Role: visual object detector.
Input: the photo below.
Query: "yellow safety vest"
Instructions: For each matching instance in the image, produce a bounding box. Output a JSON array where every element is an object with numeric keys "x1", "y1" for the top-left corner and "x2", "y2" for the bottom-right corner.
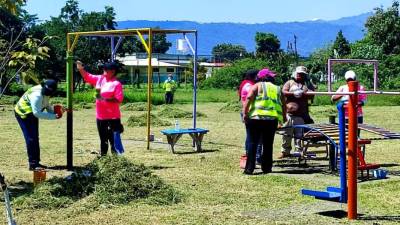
[
  {"x1": 249, "y1": 82, "x2": 283, "y2": 123},
  {"x1": 164, "y1": 80, "x2": 176, "y2": 92},
  {"x1": 14, "y1": 86, "x2": 40, "y2": 118}
]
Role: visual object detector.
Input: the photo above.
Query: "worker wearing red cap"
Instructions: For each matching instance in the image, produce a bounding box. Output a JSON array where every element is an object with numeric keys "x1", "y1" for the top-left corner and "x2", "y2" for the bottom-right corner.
[{"x1": 242, "y1": 68, "x2": 284, "y2": 175}]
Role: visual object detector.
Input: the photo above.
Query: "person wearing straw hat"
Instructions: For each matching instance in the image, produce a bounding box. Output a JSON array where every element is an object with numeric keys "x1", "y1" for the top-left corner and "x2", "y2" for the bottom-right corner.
[
  {"x1": 242, "y1": 68, "x2": 284, "y2": 175},
  {"x1": 77, "y1": 61, "x2": 125, "y2": 156},
  {"x1": 279, "y1": 66, "x2": 314, "y2": 158},
  {"x1": 14, "y1": 79, "x2": 63, "y2": 170},
  {"x1": 331, "y1": 70, "x2": 367, "y2": 128}
]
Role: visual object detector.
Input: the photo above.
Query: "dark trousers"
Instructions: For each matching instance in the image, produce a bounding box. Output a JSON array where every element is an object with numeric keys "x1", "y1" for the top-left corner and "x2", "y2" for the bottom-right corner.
[
  {"x1": 245, "y1": 119, "x2": 278, "y2": 173},
  {"x1": 245, "y1": 122, "x2": 262, "y2": 163},
  {"x1": 165, "y1": 91, "x2": 174, "y2": 104},
  {"x1": 15, "y1": 113, "x2": 40, "y2": 166},
  {"x1": 96, "y1": 119, "x2": 123, "y2": 155}
]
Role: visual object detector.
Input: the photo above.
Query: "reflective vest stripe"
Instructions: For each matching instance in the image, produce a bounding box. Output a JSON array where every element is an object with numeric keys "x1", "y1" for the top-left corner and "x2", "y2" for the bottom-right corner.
[
  {"x1": 249, "y1": 82, "x2": 283, "y2": 123},
  {"x1": 14, "y1": 87, "x2": 36, "y2": 118}
]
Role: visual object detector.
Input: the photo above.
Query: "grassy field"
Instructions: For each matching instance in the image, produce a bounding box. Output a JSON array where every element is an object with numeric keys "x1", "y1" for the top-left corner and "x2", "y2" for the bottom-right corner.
[{"x1": 1, "y1": 102, "x2": 400, "y2": 224}]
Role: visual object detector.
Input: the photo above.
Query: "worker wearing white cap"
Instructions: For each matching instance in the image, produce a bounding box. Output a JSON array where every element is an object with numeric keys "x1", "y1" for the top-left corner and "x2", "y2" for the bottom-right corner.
[
  {"x1": 279, "y1": 66, "x2": 315, "y2": 159},
  {"x1": 332, "y1": 70, "x2": 367, "y2": 128}
]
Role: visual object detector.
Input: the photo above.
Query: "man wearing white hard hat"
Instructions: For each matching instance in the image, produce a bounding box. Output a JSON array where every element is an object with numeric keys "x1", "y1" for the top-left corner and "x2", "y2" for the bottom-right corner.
[
  {"x1": 332, "y1": 70, "x2": 367, "y2": 128},
  {"x1": 279, "y1": 66, "x2": 315, "y2": 159}
]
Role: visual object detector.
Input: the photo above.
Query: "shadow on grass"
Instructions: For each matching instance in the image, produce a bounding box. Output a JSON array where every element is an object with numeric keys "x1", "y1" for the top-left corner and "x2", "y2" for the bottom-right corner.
[
  {"x1": 317, "y1": 210, "x2": 348, "y2": 219},
  {"x1": 148, "y1": 165, "x2": 175, "y2": 170},
  {"x1": 359, "y1": 215, "x2": 400, "y2": 221},
  {"x1": 8, "y1": 181, "x2": 34, "y2": 200},
  {"x1": 272, "y1": 168, "x2": 324, "y2": 175},
  {"x1": 379, "y1": 163, "x2": 399, "y2": 168},
  {"x1": 47, "y1": 165, "x2": 86, "y2": 171},
  {"x1": 174, "y1": 149, "x2": 219, "y2": 155}
]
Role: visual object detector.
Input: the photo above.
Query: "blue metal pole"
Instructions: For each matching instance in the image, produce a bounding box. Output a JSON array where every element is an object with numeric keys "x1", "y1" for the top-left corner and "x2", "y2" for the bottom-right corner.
[
  {"x1": 193, "y1": 32, "x2": 198, "y2": 129},
  {"x1": 110, "y1": 36, "x2": 115, "y2": 62},
  {"x1": 337, "y1": 102, "x2": 347, "y2": 203}
]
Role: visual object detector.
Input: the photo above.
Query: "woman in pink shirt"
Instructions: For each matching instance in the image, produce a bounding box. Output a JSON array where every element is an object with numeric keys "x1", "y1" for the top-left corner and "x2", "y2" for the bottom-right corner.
[{"x1": 77, "y1": 61, "x2": 125, "y2": 155}]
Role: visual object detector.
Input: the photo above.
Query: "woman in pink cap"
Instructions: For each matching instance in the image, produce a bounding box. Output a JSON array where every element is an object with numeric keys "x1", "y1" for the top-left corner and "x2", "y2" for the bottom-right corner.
[
  {"x1": 242, "y1": 68, "x2": 285, "y2": 175},
  {"x1": 76, "y1": 61, "x2": 125, "y2": 156}
]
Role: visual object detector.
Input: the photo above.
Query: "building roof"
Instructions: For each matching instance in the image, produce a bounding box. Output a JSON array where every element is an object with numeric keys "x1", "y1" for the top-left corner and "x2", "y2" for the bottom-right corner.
[{"x1": 118, "y1": 56, "x2": 181, "y2": 67}]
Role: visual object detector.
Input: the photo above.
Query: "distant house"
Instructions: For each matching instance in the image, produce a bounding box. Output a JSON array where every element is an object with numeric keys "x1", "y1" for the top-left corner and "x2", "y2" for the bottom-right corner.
[{"x1": 117, "y1": 53, "x2": 225, "y2": 85}]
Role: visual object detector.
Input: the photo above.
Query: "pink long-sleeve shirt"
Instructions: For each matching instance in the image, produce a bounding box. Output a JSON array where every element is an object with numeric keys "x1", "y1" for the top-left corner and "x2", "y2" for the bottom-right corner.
[{"x1": 83, "y1": 71, "x2": 124, "y2": 120}]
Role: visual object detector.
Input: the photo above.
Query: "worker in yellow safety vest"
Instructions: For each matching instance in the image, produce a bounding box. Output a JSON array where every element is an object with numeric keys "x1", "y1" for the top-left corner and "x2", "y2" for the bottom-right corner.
[
  {"x1": 242, "y1": 68, "x2": 285, "y2": 175},
  {"x1": 14, "y1": 79, "x2": 63, "y2": 170},
  {"x1": 163, "y1": 74, "x2": 176, "y2": 104}
]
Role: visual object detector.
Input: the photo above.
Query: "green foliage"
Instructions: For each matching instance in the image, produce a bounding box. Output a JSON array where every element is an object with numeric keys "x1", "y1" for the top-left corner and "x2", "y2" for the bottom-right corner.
[
  {"x1": 365, "y1": 1, "x2": 400, "y2": 54},
  {"x1": 202, "y1": 58, "x2": 271, "y2": 89},
  {"x1": 127, "y1": 113, "x2": 172, "y2": 127},
  {"x1": 332, "y1": 30, "x2": 351, "y2": 57},
  {"x1": 13, "y1": 156, "x2": 181, "y2": 209},
  {"x1": 350, "y1": 38, "x2": 383, "y2": 60},
  {"x1": 212, "y1": 43, "x2": 247, "y2": 62},
  {"x1": 255, "y1": 32, "x2": 281, "y2": 58}
]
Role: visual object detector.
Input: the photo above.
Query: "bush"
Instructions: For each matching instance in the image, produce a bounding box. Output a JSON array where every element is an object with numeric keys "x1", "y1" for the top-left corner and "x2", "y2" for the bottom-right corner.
[
  {"x1": 13, "y1": 156, "x2": 181, "y2": 209},
  {"x1": 202, "y1": 58, "x2": 272, "y2": 89}
]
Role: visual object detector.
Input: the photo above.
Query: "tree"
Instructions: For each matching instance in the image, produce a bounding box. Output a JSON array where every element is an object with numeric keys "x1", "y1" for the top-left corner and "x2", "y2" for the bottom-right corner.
[
  {"x1": 136, "y1": 31, "x2": 172, "y2": 54},
  {"x1": 332, "y1": 30, "x2": 351, "y2": 57},
  {"x1": 365, "y1": 1, "x2": 400, "y2": 54},
  {"x1": 0, "y1": 5, "x2": 51, "y2": 97},
  {"x1": 0, "y1": 0, "x2": 26, "y2": 15},
  {"x1": 350, "y1": 38, "x2": 383, "y2": 60},
  {"x1": 212, "y1": 43, "x2": 247, "y2": 62},
  {"x1": 255, "y1": 32, "x2": 281, "y2": 58}
]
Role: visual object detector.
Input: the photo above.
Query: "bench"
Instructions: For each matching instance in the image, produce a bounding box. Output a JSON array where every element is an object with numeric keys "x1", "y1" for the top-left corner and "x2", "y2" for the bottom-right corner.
[{"x1": 160, "y1": 128, "x2": 209, "y2": 153}]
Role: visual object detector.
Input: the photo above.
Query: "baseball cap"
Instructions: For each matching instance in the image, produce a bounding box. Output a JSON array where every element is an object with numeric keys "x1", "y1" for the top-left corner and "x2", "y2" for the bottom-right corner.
[
  {"x1": 257, "y1": 68, "x2": 276, "y2": 79},
  {"x1": 344, "y1": 70, "x2": 356, "y2": 80}
]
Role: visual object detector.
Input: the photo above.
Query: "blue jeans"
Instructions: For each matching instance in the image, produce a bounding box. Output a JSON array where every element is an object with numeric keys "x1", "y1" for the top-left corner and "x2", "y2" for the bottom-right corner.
[
  {"x1": 15, "y1": 112, "x2": 40, "y2": 166},
  {"x1": 241, "y1": 113, "x2": 262, "y2": 163}
]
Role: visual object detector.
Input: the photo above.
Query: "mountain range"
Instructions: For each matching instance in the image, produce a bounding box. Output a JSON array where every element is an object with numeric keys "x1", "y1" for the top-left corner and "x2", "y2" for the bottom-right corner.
[{"x1": 117, "y1": 13, "x2": 372, "y2": 56}]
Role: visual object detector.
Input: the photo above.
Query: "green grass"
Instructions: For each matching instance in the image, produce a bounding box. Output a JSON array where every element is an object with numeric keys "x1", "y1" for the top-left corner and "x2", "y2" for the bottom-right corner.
[
  {"x1": 72, "y1": 88, "x2": 237, "y2": 106},
  {"x1": 2, "y1": 99, "x2": 400, "y2": 224}
]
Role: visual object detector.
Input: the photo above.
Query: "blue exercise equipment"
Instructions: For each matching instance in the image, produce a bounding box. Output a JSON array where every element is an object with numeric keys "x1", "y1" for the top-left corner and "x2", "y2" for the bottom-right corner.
[{"x1": 301, "y1": 102, "x2": 347, "y2": 203}]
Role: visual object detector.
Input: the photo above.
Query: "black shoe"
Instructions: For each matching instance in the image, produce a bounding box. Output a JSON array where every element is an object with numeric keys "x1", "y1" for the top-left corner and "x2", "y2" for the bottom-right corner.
[
  {"x1": 29, "y1": 165, "x2": 46, "y2": 171},
  {"x1": 262, "y1": 169, "x2": 272, "y2": 174},
  {"x1": 37, "y1": 163, "x2": 48, "y2": 169},
  {"x1": 243, "y1": 170, "x2": 253, "y2": 175}
]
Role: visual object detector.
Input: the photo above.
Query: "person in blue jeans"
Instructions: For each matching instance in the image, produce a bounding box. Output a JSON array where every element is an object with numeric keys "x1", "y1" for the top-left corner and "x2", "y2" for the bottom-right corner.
[
  {"x1": 239, "y1": 69, "x2": 262, "y2": 164},
  {"x1": 14, "y1": 80, "x2": 62, "y2": 170}
]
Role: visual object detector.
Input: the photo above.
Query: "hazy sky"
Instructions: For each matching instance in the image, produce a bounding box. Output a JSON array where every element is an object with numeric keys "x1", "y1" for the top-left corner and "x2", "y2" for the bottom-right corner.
[{"x1": 25, "y1": 0, "x2": 394, "y2": 23}]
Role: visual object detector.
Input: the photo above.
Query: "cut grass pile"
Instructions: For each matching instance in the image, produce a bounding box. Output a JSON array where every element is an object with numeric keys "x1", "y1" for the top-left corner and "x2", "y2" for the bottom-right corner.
[
  {"x1": 157, "y1": 105, "x2": 207, "y2": 118},
  {"x1": 219, "y1": 100, "x2": 241, "y2": 113},
  {"x1": 13, "y1": 156, "x2": 180, "y2": 209},
  {"x1": 127, "y1": 113, "x2": 172, "y2": 127},
  {"x1": 121, "y1": 102, "x2": 153, "y2": 111}
]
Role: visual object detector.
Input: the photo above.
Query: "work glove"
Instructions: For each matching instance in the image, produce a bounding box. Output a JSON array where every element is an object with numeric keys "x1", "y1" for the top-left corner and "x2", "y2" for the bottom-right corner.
[{"x1": 293, "y1": 89, "x2": 304, "y2": 98}]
